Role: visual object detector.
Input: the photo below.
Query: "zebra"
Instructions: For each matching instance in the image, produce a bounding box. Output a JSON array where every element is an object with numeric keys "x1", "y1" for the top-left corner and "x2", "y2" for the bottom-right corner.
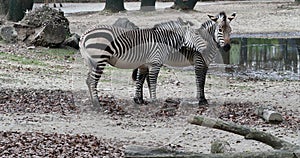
[
  {"x1": 80, "y1": 25, "x2": 191, "y2": 107},
  {"x1": 132, "y1": 11, "x2": 236, "y2": 105},
  {"x1": 79, "y1": 11, "x2": 235, "y2": 107},
  {"x1": 44, "y1": 0, "x2": 63, "y2": 8},
  {"x1": 132, "y1": 18, "x2": 205, "y2": 104}
]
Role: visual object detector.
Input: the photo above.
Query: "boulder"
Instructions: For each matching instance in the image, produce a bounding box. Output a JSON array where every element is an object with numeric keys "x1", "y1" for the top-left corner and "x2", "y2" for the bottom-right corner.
[
  {"x1": 113, "y1": 18, "x2": 139, "y2": 29},
  {"x1": 0, "y1": 25, "x2": 18, "y2": 43},
  {"x1": 21, "y1": 5, "x2": 69, "y2": 31},
  {"x1": 31, "y1": 22, "x2": 67, "y2": 47},
  {"x1": 16, "y1": 5, "x2": 70, "y2": 47}
]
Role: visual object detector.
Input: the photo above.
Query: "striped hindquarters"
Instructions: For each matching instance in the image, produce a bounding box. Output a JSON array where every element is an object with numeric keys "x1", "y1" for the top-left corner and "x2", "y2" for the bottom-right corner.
[{"x1": 79, "y1": 26, "x2": 119, "y2": 69}]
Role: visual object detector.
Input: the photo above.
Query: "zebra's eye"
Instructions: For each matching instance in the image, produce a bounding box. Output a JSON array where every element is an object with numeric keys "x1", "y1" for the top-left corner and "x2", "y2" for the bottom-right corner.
[{"x1": 219, "y1": 28, "x2": 223, "y2": 32}]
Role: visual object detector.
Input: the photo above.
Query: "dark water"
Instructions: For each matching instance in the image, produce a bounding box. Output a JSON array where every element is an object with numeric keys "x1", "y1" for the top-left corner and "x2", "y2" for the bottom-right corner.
[{"x1": 222, "y1": 37, "x2": 300, "y2": 80}]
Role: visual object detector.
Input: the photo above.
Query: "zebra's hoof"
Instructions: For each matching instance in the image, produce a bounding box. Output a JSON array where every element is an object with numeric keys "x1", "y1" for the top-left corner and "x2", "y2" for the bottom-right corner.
[
  {"x1": 148, "y1": 99, "x2": 159, "y2": 106},
  {"x1": 134, "y1": 97, "x2": 144, "y2": 104},
  {"x1": 91, "y1": 98, "x2": 101, "y2": 109},
  {"x1": 198, "y1": 98, "x2": 208, "y2": 106}
]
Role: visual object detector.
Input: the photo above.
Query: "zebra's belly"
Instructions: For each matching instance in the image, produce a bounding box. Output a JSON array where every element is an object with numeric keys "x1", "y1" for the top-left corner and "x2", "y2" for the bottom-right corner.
[
  {"x1": 165, "y1": 58, "x2": 194, "y2": 67},
  {"x1": 109, "y1": 57, "x2": 144, "y2": 69},
  {"x1": 164, "y1": 51, "x2": 194, "y2": 67}
]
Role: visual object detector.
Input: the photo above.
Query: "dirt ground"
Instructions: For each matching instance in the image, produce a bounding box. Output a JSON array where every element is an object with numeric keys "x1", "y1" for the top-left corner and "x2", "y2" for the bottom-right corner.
[{"x1": 0, "y1": 0, "x2": 300, "y2": 157}]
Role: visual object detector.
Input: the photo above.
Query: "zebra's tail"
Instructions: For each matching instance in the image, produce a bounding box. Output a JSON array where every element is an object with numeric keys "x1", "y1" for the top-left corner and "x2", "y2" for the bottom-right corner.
[
  {"x1": 132, "y1": 68, "x2": 138, "y2": 81},
  {"x1": 79, "y1": 41, "x2": 98, "y2": 70}
]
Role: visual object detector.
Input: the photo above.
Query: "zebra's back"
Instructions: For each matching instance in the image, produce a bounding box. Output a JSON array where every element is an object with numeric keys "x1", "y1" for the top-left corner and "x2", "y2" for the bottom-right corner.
[{"x1": 80, "y1": 25, "x2": 186, "y2": 69}]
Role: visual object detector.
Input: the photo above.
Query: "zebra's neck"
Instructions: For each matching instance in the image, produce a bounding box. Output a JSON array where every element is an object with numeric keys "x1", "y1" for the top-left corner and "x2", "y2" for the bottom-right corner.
[
  {"x1": 198, "y1": 20, "x2": 220, "y2": 65},
  {"x1": 199, "y1": 20, "x2": 216, "y2": 43}
]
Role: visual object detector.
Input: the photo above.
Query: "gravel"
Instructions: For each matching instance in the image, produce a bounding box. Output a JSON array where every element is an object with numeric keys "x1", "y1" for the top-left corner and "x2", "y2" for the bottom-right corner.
[
  {"x1": 0, "y1": 87, "x2": 299, "y2": 156},
  {"x1": 198, "y1": 102, "x2": 300, "y2": 131},
  {"x1": 0, "y1": 89, "x2": 79, "y2": 115},
  {"x1": 0, "y1": 1, "x2": 299, "y2": 155},
  {"x1": 0, "y1": 131, "x2": 124, "y2": 157}
]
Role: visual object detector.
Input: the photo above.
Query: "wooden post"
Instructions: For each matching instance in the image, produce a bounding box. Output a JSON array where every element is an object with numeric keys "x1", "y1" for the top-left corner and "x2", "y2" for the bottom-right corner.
[{"x1": 240, "y1": 37, "x2": 248, "y2": 67}]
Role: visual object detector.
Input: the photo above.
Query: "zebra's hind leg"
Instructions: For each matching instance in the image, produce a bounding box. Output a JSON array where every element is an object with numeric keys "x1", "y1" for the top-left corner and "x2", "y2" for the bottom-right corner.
[
  {"x1": 133, "y1": 67, "x2": 149, "y2": 104},
  {"x1": 195, "y1": 66, "x2": 208, "y2": 106},
  {"x1": 86, "y1": 68, "x2": 103, "y2": 108}
]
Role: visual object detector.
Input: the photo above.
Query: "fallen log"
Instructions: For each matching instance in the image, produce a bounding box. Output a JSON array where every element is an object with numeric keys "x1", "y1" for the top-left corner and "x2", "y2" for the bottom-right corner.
[
  {"x1": 125, "y1": 116, "x2": 299, "y2": 158},
  {"x1": 188, "y1": 115, "x2": 298, "y2": 151},
  {"x1": 125, "y1": 145, "x2": 300, "y2": 158}
]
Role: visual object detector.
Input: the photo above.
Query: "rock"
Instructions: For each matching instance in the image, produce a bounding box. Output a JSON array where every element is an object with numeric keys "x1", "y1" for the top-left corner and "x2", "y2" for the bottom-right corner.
[
  {"x1": 13, "y1": 23, "x2": 35, "y2": 42},
  {"x1": 31, "y1": 22, "x2": 67, "y2": 47},
  {"x1": 21, "y1": 5, "x2": 69, "y2": 31},
  {"x1": 177, "y1": 17, "x2": 194, "y2": 26},
  {"x1": 17, "y1": 5, "x2": 70, "y2": 47},
  {"x1": 211, "y1": 140, "x2": 232, "y2": 153},
  {"x1": 0, "y1": 25, "x2": 18, "y2": 43},
  {"x1": 63, "y1": 33, "x2": 80, "y2": 49},
  {"x1": 262, "y1": 110, "x2": 283, "y2": 123},
  {"x1": 113, "y1": 18, "x2": 139, "y2": 29},
  {"x1": 255, "y1": 106, "x2": 284, "y2": 123}
]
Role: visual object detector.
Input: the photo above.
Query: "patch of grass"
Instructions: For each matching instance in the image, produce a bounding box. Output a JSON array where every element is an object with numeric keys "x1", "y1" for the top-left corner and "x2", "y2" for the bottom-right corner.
[
  {"x1": 0, "y1": 52, "x2": 47, "y2": 66},
  {"x1": 36, "y1": 48, "x2": 77, "y2": 61}
]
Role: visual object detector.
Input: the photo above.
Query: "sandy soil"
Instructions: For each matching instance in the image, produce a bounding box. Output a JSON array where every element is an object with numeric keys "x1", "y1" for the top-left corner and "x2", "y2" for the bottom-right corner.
[
  {"x1": 62, "y1": 0, "x2": 300, "y2": 37},
  {"x1": 0, "y1": 0, "x2": 300, "y2": 156}
]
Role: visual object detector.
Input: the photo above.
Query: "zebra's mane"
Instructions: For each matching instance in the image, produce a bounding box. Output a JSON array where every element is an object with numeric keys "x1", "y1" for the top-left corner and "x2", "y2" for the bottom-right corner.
[
  {"x1": 198, "y1": 19, "x2": 218, "y2": 42},
  {"x1": 200, "y1": 20, "x2": 216, "y2": 31},
  {"x1": 153, "y1": 18, "x2": 194, "y2": 29}
]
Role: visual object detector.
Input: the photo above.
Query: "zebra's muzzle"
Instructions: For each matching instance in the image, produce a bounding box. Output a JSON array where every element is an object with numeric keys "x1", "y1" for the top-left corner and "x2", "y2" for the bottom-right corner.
[{"x1": 222, "y1": 43, "x2": 231, "y2": 52}]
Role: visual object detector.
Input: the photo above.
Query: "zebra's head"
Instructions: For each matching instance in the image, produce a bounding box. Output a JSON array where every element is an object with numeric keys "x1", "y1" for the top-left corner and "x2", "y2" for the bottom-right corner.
[{"x1": 207, "y1": 12, "x2": 236, "y2": 52}]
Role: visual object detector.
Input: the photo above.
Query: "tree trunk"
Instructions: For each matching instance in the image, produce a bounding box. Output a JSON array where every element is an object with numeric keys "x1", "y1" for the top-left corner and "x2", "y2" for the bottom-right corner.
[
  {"x1": 141, "y1": 0, "x2": 156, "y2": 11},
  {"x1": 7, "y1": 0, "x2": 34, "y2": 22},
  {"x1": 104, "y1": 0, "x2": 125, "y2": 13},
  {"x1": 0, "y1": 0, "x2": 9, "y2": 15},
  {"x1": 171, "y1": 0, "x2": 198, "y2": 10}
]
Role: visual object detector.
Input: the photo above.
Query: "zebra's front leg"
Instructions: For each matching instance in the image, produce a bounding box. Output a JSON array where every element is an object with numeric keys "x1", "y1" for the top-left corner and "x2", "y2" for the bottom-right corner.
[
  {"x1": 134, "y1": 67, "x2": 149, "y2": 104},
  {"x1": 86, "y1": 68, "x2": 103, "y2": 108},
  {"x1": 148, "y1": 65, "x2": 161, "y2": 103},
  {"x1": 195, "y1": 66, "x2": 208, "y2": 105}
]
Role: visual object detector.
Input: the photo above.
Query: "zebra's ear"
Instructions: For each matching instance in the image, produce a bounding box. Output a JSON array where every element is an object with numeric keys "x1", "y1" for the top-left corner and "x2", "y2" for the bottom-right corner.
[
  {"x1": 228, "y1": 12, "x2": 236, "y2": 22},
  {"x1": 208, "y1": 14, "x2": 218, "y2": 22}
]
